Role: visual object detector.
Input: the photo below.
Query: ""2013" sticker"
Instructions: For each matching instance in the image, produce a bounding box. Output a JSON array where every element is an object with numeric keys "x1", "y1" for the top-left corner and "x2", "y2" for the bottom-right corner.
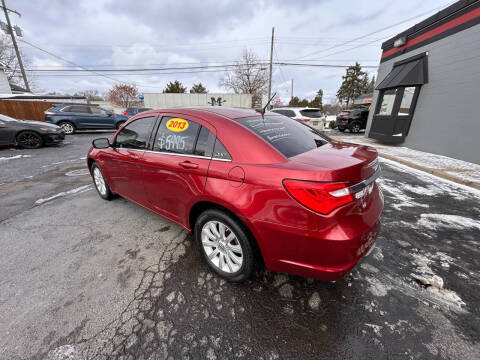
[{"x1": 166, "y1": 118, "x2": 189, "y2": 132}]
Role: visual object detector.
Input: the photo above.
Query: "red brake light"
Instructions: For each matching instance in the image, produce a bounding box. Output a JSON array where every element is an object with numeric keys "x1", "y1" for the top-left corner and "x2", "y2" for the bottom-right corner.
[
  {"x1": 344, "y1": 115, "x2": 350, "y2": 119},
  {"x1": 283, "y1": 180, "x2": 353, "y2": 214},
  {"x1": 295, "y1": 118, "x2": 309, "y2": 122},
  {"x1": 123, "y1": 111, "x2": 128, "y2": 115}
]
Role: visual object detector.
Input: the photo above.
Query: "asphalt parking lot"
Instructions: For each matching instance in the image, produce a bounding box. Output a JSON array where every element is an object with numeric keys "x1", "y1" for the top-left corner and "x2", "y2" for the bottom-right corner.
[{"x1": 1, "y1": 133, "x2": 479, "y2": 360}]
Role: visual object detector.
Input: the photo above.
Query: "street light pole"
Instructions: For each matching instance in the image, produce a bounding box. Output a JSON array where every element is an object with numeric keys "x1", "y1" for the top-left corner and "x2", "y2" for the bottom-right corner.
[
  {"x1": 267, "y1": 27, "x2": 274, "y2": 110},
  {"x1": 1, "y1": 0, "x2": 30, "y2": 92}
]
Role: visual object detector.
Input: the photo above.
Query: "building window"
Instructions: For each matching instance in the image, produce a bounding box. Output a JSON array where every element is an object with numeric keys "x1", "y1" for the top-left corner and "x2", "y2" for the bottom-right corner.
[
  {"x1": 376, "y1": 89, "x2": 397, "y2": 115},
  {"x1": 398, "y1": 86, "x2": 416, "y2": 116}
]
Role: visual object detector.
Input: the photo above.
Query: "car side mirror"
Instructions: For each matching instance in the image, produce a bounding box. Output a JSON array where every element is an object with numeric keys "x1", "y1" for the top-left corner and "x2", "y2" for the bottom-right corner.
[
  {"x1": 0, "y1": 120, "x2": 5, "y2": 126},
  {"x1": 92, "y1": 138, "x2": 111, "y2": 149}
]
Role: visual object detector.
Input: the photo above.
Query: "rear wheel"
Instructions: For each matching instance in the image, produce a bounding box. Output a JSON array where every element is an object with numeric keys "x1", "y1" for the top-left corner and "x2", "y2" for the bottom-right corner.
[
  {"x1": 16, "y1": 131, "x2": 43, "y2": 149},
  {"x1": 195, "y1": 209, "x2": 256, "y2": 283},
  {"x1": 59, "y1": 121, "x2": 75, "y2": 135},
  {"x1": 91, "y1": 163, "x2": 114, "y2": 200},
  {"x1": 350, "y1": 122, "x2": 361, "y2": 133}
]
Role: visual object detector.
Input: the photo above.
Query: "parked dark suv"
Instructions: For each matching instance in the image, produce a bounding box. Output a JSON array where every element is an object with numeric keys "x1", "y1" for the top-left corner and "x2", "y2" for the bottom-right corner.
[
  {"x1": 335, "y1": 109, "x2": 369, "y2": 133},
  {"x1": 44, "y1": 104, "x2": 128, "y2": 134},
  {"x1": 123, "y1": 107, "x2": 152, "y2": 118}
]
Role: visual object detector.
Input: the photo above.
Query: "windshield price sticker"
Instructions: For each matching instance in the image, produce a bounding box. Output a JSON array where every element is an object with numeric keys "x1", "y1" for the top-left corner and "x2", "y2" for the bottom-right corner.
[{"x1": 166, "y1": 118, "x2": 189, "y2": 132}]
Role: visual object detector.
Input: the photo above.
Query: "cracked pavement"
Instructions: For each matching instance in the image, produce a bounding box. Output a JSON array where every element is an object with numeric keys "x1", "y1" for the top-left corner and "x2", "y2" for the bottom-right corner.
[{"x1": 1, "y1": 133, "x2": 479, "y2": 359}]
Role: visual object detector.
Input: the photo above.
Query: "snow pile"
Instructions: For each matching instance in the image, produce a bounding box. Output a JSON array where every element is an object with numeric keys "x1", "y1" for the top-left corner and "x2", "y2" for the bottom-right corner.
[
  {"x1": 410, "y1": 254, "x2": 465, "y2": 310},
  {"x1": 417, "y1": 213, "x2": 480, "y2": 231},
  {"x1": 0, "y1": 154, "x2": 32, "y2": 161}
]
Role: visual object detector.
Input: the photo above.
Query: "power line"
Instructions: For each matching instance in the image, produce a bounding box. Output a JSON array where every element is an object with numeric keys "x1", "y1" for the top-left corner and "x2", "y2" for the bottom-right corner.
[{"x1": 290, "y1": 1, "x2": 455, "y2": 61}]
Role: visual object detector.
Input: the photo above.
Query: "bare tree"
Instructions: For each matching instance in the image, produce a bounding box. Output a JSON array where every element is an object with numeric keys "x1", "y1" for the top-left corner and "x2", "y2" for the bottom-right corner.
[
  {"x1": 107, "y1": 84, "x2": 141, "y2": 108},
  {"x1": 220, "y1": 49, "x2": 267, "y2": 108},
  {"x1": 0, "y1": 34, "x2": 35, "y2": 90}
]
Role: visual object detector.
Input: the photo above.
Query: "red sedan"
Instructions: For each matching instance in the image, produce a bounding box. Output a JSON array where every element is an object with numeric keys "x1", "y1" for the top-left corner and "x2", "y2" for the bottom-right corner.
[{"x1": 87, "y1": 107, "x2": 383, "y2": 282}]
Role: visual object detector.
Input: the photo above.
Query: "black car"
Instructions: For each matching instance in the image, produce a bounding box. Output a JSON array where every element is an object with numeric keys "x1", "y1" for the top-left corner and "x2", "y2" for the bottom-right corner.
[
  {"x1": 0, "y1": 114, "x2": 65, "y2": 148},
  {"x1": 335, "y1": 109, "x2": 369, "y2": 133},
  {"x1": 44, "y1": 104, "x2": 128, "y2": 135},
  {"x1": 123, "y1": 107, "x2": 152, "y2": 118}
]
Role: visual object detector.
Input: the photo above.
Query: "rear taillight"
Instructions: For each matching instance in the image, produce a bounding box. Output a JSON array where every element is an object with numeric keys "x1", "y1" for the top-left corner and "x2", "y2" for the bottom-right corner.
[
  {"x1": 123, "y1": 111, "x2": 129, "y2": 115},
  {"x1": 343, "y1": 115, "x2": 350, "y2": 119},
  {"x1": 283, "y1": 180, "x2": 353, "y2": 214},
  {"x1": 295, "y1": 118, "x2": 309, "y2": 122}
]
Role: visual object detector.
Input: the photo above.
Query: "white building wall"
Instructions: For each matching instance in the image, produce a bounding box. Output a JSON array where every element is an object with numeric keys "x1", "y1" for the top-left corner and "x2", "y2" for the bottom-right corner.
[{"x1": 144, "y1": 93, "x2": 252, "y2": 109}]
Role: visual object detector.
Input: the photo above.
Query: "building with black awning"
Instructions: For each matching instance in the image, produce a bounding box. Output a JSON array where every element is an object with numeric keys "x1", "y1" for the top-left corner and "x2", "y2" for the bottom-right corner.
[{"x1": 365, "y1": 0, "x2": 480, "y2": 164}]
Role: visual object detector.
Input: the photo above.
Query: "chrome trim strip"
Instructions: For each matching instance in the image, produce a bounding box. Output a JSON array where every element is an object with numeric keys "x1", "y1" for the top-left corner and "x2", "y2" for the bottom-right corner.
[
  {"x1": 117, "y1": 147, "x2": 232, "y2": 162},
  {"x1": 348, "y1": 166, "x2": 382, "y2": 193}
]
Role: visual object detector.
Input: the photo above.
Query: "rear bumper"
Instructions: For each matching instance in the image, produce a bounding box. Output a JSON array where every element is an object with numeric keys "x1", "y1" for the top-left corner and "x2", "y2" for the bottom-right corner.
[{"x1": 253, "y1": 184, "x2": 383, "y2": 280}]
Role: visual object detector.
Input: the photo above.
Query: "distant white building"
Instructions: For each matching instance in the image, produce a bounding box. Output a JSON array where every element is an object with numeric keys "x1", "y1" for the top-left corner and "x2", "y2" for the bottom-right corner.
[{"x1": 144, "y1": 93, "x2": 252, "y2": 109}]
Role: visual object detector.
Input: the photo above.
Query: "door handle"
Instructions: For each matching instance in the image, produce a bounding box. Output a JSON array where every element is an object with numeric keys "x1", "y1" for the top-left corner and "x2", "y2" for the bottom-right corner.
[
  {"x1": 179, "y1": 161, "x2": 199, "y2": 169},
  {"x1": 128, "y1": 152, "x2": 141, "y2": 160}
]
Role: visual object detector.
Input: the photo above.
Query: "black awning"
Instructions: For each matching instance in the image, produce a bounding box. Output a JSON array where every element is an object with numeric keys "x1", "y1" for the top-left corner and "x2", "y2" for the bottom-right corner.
[{"x1": 376, "y1": 54, "x2": 428, "y2": 90}]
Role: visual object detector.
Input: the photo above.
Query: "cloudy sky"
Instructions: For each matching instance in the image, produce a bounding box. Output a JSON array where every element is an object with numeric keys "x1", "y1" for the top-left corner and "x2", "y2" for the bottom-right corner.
[{"x1": 9, "y1": 0, "x2": 453, "y2": 103}]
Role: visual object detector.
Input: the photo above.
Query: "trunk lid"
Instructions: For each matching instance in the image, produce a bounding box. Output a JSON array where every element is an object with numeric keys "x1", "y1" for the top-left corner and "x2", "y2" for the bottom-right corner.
[{"x1": 289, "y1": 141, "x2": 378, "y2": 184}]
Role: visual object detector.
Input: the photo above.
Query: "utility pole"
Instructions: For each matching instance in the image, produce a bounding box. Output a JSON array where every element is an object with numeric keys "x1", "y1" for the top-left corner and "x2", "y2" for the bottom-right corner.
[
  {"x1": 291, "y1": 79, "x2": 293, "y2": 101},
  {"x1": 1, "y1": 0, "x2": 30, "y2": 92},
  {"x1": 267, "y1": 27, "x2": 274, "y2": 110}
]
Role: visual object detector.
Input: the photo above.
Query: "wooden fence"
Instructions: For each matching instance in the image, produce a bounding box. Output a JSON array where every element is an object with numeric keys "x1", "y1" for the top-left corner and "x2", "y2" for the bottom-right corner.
[{"x1": 0, "y1": 100, "x2": 78, "y2": 121}]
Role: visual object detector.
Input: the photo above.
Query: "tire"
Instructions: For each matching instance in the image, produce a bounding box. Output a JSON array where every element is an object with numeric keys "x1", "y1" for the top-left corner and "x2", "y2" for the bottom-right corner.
[
  {"x1": 116, "y1": 121, "x2": 126, "y2": 130},
  {"x1": 338, "y1": 127, "x2": 345, "y2": 132},
  {"x1": 91, "y1": 162, "x2": 114, "y2": 200},
  {"x1": 58, "y1": 121, "x2": 75, "y2": 135},
  {"x1": 349, "y1": 122, "x2": 361, "y2": 133},
  {"x1": 16, "y1": 131, "x2": 43, "y2": 149},
  {"x1": 195, "y1": 209, "x2": 256, "y2": 283}
]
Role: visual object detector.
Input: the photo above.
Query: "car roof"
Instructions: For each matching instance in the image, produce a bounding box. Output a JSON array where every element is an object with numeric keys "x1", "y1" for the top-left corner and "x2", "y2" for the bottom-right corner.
[{"x1": 132, "y1": 107, "x2": 286, "y2": 164}]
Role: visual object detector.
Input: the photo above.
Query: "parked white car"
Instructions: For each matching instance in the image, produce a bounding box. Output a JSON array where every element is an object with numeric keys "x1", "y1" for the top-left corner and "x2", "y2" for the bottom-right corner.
[{"x1": 271, "y1": 107, "x2": 325, "y2": 131}]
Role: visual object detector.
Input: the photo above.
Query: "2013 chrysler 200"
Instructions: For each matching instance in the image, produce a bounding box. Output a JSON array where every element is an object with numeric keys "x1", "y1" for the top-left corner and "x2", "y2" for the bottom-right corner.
[{"x1": 87, "y1": 107, "x2": 383, "y2": 282}]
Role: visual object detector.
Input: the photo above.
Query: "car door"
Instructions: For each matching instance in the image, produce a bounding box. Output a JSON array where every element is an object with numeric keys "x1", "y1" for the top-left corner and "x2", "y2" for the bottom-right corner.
[
  {"x1": 89, "y1": 107, "x2": 116, "y2": 128},
  {"x1": 65, "y1": 105, "x2": 92, "y2": 128},
  {"x1": 101, "y1": 116, "x2": 158, "y2": 204},
  {"x1": 141, "y1": 114, "x2": 215, "y2": 224}
]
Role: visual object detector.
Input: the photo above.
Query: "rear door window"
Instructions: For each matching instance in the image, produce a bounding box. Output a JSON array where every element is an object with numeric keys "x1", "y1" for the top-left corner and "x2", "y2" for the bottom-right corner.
[
  {"x1": 194, "y1": 126, "x2": 216, "y2": 157},
  {"x1": 153, "y1": 116, "x2": 201, "y2": 154},
  {"x1": 67, "y1": 105, "x2": 90, "y2": 113},
  {"x1": 235, "y1": 115, "x2": 329, "y2": 158},
  {"x1": 300, "y1": 109, "x2": 323, "y2": 118}
]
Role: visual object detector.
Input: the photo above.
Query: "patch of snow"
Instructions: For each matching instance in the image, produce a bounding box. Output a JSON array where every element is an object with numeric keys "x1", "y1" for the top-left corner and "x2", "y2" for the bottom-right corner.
[
  {"x1": 35, "y1": 185, "x2": 92, "y2": 205},
  {"x1": 365, "y1": 323, "x2": 383, "y2": 337},
  {"x1": 0, "y1": 154, "x2": 32, "y2": 161},
  {"x1": 47, "y1": 345, "x2": 76, "y2": 360},
  {"x1": 365, "y1": 276, "x2": 390, "y2": 297},
  {"x1": 417, "y1": 214, "x2": 480, "y2": 231},
  {"x1": 308, "y1": 292, "x2": 321, "y2": 310}
]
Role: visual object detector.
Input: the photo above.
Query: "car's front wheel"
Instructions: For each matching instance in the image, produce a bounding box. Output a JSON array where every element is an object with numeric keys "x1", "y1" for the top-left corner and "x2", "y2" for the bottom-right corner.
[
  {"x1": 195, "y1": 209, "x2": 256, "y2": 282},
  {"x1": 58, "y1": 121, "x2": 75, "y2": 135},
  {"x1": 91, "y1": 163, "x2": 114, "y2": 200},
  {"x1": 16, "y1": 131, "x2": 43, "y2": 149}
]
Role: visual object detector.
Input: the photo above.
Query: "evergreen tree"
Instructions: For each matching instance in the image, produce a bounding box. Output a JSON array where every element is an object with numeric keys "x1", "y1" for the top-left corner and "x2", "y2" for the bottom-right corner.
[
  {"x1": 336, "y1": 63, "x2": 369, "y2": 106},
  {"x1": 190, "y1": 83, "x2": 208, "y2": 93},
  {"x1": 163, "y1": 80, "x2": 187, "y2": 93},
  {"x1": 366, "y1": 75, "x2": 376, "y2": 93},
  {"x1": 309, "y1": 89, "x2": 323, "y2": 109}
]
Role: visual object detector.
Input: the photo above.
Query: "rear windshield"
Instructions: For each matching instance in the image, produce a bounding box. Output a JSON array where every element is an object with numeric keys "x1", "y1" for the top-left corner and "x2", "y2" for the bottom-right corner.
[
  {"x1": 339, "y1": 111, "x2": 351, "y2": 116},
  {"x1": 300, "y1": 109, "x2": 323, "y2": 118},
  {"x1": 235, "y1": 115, "x2": 329, "y2": 158}
]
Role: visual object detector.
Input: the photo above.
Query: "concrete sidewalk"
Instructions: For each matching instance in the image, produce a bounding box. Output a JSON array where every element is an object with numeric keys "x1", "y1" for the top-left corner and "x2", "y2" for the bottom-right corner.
[{"x1": 329, "y1": 134, "x2": 480, "y2": 190}]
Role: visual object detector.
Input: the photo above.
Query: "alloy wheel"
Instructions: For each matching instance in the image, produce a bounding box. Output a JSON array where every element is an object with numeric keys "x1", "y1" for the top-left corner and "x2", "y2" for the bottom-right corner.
[
  {"x1": 93, "y1": 167, "x2": 107, "y2": 195},
  {"x1": 17, "y1": 131, "x2": 41, "y2": 148},
  {"x1": 201, "y1": 220, "x2": 243, "y2": 273},
  {"x1": 60, "y1": 122, "x2": 74, "y2": 134}
]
